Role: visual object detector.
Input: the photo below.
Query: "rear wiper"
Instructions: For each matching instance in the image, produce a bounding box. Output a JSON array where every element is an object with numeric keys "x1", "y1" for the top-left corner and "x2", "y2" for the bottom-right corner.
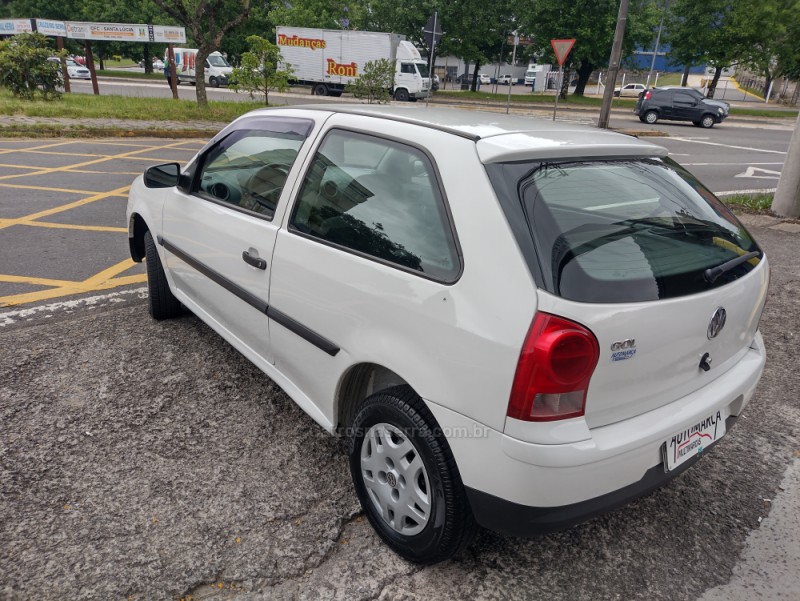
[{"x1": 704, "y1": 251, "x2": 761, "y2": 283}]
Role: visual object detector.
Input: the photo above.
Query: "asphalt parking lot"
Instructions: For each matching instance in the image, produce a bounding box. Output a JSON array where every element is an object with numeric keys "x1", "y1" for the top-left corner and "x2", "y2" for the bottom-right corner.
[
  {"x1": 1, "y1": 137, "x2": 799, "y2": 600},
  {"x1": 0, "y1": 139, "x2": 205, "y2": 308}
]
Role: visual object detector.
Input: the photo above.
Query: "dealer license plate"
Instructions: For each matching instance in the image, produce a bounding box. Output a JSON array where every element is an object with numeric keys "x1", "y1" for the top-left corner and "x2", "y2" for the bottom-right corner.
[{"x1": 663, "y1": 410, "x2": 726, "y2": 472}]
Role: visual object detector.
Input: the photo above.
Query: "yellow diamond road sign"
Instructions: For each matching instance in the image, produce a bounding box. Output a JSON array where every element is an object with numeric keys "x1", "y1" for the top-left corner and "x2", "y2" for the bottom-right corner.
[{"x1": 551, "y1": 39, "x2": 576, "y2": 66}]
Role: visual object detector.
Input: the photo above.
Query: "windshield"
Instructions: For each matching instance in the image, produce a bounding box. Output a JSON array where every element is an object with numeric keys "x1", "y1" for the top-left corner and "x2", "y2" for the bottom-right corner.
[
  {"x1": 486, "y1": 157, "x2": 762, "y2": 302},
  {"x1": 416, "y1": 63, "x2": 430, "y2": 77},
  {"x1": 208, "y1": 54, "x2": 230, "y2": 67}
]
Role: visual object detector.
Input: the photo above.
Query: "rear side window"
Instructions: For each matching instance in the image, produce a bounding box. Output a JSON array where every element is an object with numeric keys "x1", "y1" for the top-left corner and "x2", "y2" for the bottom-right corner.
[
  {"x1": 486, "y1": 158, "x2": 761, "y2": 302},
  {"x1": 289, "y1": 129, "x2": 461, "y2": 282}
]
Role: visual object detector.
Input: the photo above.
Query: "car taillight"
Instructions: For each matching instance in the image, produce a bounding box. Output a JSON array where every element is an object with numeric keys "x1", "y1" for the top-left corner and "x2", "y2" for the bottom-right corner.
[
  {"x1": 643, "y1": 90, "x2": 652, "y2": 100},
  {"x1": 507, "y1": 312, "x2": 600, "y2": 422}
]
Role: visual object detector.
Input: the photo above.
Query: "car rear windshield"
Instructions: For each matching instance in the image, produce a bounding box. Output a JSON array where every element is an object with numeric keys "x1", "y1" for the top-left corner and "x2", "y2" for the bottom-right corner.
[{"x1": 486, "y1": 157, "x2": 762, "y2": 303}]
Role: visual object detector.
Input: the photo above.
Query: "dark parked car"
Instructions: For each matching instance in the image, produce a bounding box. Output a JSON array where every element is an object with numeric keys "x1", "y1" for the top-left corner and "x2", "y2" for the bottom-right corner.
[{"x1": 634, "y1": 87, "x2": 730, "y2": 128}]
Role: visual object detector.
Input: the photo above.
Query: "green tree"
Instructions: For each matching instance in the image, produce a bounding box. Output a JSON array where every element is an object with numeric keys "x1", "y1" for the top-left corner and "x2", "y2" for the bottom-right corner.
[
  {"x1": 230, "y1": 34, "x2": 292, "y2": 105},
  {"x1": 151, "y1": 0, "x2": 251, "y2": 107},
  {"x1": 666, "y1": 0, "x2": 743, "y2": 97},
  {"x1": 0, "y1": 32, "x2": 64, "y2": 100},
  {"x1": 346, "y1": 58, "x2": 394, "y2": 103},
  {"x1": 732, "y1": 0, "x2": 799, "y2": 97},
  {"x1": 270, "y1": 0, "x2": 366, "y2": 29},
  {"x1": 519, "y1": 0, "x2": 659, "y2": 97}
]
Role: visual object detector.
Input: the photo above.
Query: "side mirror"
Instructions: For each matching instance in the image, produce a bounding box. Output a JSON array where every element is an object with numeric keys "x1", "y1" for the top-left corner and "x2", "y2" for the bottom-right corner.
[{"x1": 144, "y1": 163, "x2": 180, "y2": 188}]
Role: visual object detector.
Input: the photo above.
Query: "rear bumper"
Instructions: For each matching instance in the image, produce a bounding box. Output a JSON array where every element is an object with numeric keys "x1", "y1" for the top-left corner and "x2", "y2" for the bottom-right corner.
[
  {"x1": 466, "y1": 415, "x2": 737, "y2": 536},
  {"x1": 426, "y1": 333, "x2": 765, "y2": 536}
]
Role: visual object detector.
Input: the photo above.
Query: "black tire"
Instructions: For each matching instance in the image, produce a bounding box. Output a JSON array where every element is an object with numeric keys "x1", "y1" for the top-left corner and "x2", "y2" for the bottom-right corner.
[
  {"x1": 639, "y1": 116, "x2": 647, "y2": 123},
  {"x1": 643, "y1": 110, "x2": 658, "y2": 124},
  {"x1": 209, "y1": 76, "x2": 219, "y2": 88},
  {"x1": 394, "y1": 88, "x2": 410, "y2": 102},
  {"x1": 144, "y1": 230, "x2": 182, "y2": 320},
  {"x1": 692, "y1": 121, "x2": 702, "y2": 127},
  {"x1": 614, "y1": 91, "x2": 621, "y2": 97},
  {"x1": 700, "y1": 114, "x2": 716, "y2": 128},
  {"x1": 312, "y1": 83, "x2": 328, "y2": 96},
  {"x1": 349, "y1": 385, "x2": 477, "y2": 564}
]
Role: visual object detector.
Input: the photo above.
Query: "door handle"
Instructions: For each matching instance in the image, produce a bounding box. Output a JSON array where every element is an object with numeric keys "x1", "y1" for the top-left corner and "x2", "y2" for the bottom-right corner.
[{"x1": 242, "y1": 248, "x2": 267, "y2": 270}]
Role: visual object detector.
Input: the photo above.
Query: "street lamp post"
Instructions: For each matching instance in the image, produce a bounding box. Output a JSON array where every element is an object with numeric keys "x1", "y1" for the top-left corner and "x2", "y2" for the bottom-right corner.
[{"x1": 645, "y1": 0, "x2": 669, "y2": 89}]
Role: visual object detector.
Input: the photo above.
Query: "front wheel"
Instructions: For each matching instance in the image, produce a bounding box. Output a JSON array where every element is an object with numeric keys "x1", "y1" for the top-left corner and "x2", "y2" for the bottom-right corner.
[
  {"x1": 349, "y1": 386, "x2": 476, "y2": 564},
  {"x1": 644, "y1": 110, "x2": 658, "y2": 124},
  {"x1": 209, "y1": 76, "x2": 219, "y2": 88},
  {"x1": 393, "y1": 88, "x2": 410, "y2": 102},
  {"x1": 144, "y1": 231, "x2": 182, "y2": 320},
  {"x1": 700, "y1": 114, "x2": 716, "y2": 129}
]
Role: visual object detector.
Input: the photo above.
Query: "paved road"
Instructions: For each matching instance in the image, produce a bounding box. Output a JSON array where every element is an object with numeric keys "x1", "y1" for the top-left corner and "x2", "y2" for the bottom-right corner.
[
  {"x1": 55, "y1": 78, "x2": 800, "y2": 199},
  {"x1": 1, "y1": 214, "x2": 798, "y2": 601}
]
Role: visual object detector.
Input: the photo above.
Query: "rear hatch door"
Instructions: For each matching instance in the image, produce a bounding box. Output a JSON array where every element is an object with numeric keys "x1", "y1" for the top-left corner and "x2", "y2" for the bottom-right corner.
[{"x1": 485, "y1": 156, "x2": 768, "y2": 427}]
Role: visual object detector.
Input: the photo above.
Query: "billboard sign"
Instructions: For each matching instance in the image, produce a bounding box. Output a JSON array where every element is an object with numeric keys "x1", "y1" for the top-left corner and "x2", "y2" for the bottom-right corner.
[
  {"x1": 35, "y1": 19, "x2": 67, "y2": 37},
  {"x1": 0, "y1": 19, "x2": 33, "y2": 34},
  {"x1": 66, "y1": 21, "x2": 149, "y2": 41},
  {"x1": 151, "y1": 25, "x2": 186, "y2": 44}
]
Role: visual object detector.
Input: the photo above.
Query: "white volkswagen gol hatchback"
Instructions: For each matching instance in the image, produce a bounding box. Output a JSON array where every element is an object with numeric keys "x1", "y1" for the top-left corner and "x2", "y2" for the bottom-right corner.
[{"x1": 127, "y1": 106, "x2": 768, "y2": 564}]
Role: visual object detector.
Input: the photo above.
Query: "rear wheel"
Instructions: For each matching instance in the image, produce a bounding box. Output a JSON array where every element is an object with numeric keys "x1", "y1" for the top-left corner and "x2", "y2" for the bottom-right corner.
[
  {"x1": 644, "y1": 110, "x2": 658, "y2": 124},
  {"x1": 312, "y1": 83, "x2": 328, "y2": 96},
  {"x1": 394, "y1": 88, "x2": 410, "y2": 102},
  {"x1": 144, "y1": 230, "x2": 182, "y2": 320},
  {"x1": 349, "y1": 385, "x2": 476, "y2": 564},
  {"x1": 700, "y1": 114, "x2": 716, "y2": 129}
]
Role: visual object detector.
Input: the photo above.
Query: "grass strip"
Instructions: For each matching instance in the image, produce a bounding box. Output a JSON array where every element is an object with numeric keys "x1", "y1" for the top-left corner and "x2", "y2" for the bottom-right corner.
[
  {"x1": 0, "y1": 124, "x2": 219, "y2": 138},
  {"x1": 0, "y1": 89, "x2": 258, "y2": 123},
  {"x1": 435, "y1": 90, "x2": 797, "y2": 118},
  {"x1": 722, "y1": 192, "x2": 774, "y2": 212},
  {"x1": 97, "y1": 69, "x2": 165, "y2": 81}
]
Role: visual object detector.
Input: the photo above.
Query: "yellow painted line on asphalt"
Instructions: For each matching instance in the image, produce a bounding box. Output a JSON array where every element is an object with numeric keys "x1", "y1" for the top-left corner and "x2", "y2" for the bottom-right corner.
[
  {"x1": 0, "y1": 185, "x2": 130, "y2": 230},
  {"x1": 0, "y1": 141, "x2": 75, "y2": 156},
  {"x1": 0, "y1": 182, "x2": 125, "y2": 196},
  {"x1": 63, "y1": 169, "x2": 143, "y2": 176},
  {"x1": 0, "y1": 258, "x2": 146, "y2": 307},
  {"x1": 22, "y1": 221, "x2": 128, "y2": 233},
  {"x1": 0, "y1": 163, "x2": 42, "y2": 170},
  {"x1": 0, "y1": 274, "x2": 77, "y2": 287},
  {"x1": 0, "y1": 140, "x2": 193, "y2": 183},
  {"x1": 730, "y1": 77, "x2": 765, "y2": 101}
]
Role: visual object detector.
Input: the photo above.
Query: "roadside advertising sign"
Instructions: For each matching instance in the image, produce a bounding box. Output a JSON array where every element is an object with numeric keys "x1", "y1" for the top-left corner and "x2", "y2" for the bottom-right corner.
[
  {"x1": 65, "y1": 22, "x2": 150, "y2": 42},
  {"x1": 35, "y1": 19, "x2": 67, "y2": 37},
  {"x1": 0, "y1": 19, "x2": 33, "y2": 34},
  {"x1": 151, "y1": 25, "x2": 186, "y2": 44}
]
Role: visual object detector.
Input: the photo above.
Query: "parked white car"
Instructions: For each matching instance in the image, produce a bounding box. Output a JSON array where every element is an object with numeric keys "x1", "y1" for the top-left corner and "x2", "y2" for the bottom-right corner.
[
  {"x1": 478, "y1": 73, "x2": 491, "y2": 85},
  {"x1": 127, "y1": 106, "x2": 768, "y2": 564},
  {"x1": 47, "y1": 57, "x2": 91, "y2": 80},
  {"x1": 614, "y1": 82, "x2": 647, "y2": 97},
  {"x1": 497, "y1": 73, "x2": 516, "y2": 85}
]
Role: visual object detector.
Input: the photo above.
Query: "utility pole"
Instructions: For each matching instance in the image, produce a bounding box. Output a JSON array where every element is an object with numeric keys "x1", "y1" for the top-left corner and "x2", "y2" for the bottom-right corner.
[
  {"x1": 772, "y1": 112, "x2": 800, "y2": 217},
  {"x1": 598, "y1": 0, "x2": 630, "y2": 129}
]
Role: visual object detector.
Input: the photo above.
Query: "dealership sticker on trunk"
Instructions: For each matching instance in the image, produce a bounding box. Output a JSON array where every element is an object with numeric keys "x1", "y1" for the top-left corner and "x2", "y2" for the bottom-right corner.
[{"x1": 664, "y1": 410, "x2": 725, "y2": 471}]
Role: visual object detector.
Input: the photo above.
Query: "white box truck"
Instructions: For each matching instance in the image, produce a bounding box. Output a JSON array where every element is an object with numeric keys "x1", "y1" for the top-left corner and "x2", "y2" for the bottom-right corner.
[
  {"x1": 276, "y1": 26, "x2": 431, "y2": 101},
  {"x1": 166, "y1": 48, "x2": 233, "y2": 87}
]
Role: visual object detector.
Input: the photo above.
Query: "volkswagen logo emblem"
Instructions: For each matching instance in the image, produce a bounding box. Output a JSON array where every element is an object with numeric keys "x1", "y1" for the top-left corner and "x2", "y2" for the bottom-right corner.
[{"x1": 707, "y1": 307, "x2": 727, "y2": 339}]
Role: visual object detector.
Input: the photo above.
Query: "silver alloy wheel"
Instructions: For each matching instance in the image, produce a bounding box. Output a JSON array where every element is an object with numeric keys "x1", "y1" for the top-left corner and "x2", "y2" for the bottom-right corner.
[
  {"x1": 702, "y1": 115, "x2": 715, "y2": 128},
  {"x1": 360, "y1": 423, "x2": 431, "y2": 536},
  {"x1": 645, "y1": 111, "x2": 658, "y2": 124}
]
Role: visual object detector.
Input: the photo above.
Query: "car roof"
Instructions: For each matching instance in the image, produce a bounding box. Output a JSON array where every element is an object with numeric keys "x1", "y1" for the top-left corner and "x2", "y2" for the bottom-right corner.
[{"x1": 255, "y1": 105, "x2": 668, "y2": 163}]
